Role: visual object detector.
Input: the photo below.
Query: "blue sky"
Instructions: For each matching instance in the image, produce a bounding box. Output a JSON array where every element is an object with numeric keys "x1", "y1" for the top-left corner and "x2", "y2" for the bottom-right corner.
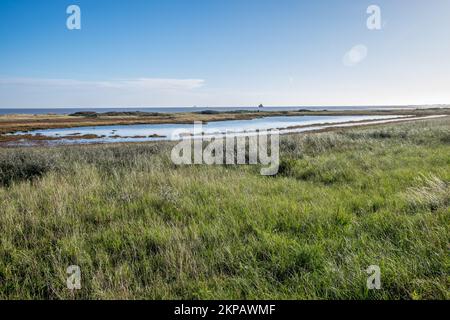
[{"x1": 0, "y1": 0, "x2": 449, "y2": 108}]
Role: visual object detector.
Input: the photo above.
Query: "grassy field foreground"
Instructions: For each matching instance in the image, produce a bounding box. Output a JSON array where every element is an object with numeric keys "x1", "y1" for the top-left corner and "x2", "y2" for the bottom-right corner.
[{"x1": 0, "y1": 118, "x2": 449, "y2": 299}]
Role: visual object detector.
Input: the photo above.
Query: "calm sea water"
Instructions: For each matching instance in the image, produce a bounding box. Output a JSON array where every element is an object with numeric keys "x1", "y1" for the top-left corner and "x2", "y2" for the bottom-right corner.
[{"x1": 0, "y1": 106, "x2": 420, "y2": 115}]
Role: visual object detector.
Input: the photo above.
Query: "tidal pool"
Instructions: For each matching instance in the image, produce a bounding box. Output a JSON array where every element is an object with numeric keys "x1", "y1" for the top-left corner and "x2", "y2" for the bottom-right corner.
[{"x1": 12, "y1": 115, "x2": 409, "y2": 145}]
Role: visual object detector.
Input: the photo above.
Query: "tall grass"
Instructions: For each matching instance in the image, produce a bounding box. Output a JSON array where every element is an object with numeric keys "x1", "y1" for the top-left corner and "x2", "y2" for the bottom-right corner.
[
  {"x1": 406, "y1": 175, "x2": 449, "y2": 212},
  {"x1": 0, "y1": 118, "x2": 449, "y2": 299}
]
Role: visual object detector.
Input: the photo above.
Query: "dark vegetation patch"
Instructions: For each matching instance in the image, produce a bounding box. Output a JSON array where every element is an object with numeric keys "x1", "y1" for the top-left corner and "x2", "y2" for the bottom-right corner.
[
  {"x1": 69, "y1": 111, "x2": 169, "y2": 117},
  {"x1": 0, "y1": 150, "x2": 61, "y2": 186}
]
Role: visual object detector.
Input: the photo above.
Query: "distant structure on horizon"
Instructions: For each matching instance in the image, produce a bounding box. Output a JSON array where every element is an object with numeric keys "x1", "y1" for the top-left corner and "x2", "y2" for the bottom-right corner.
[{"x1": 258, "y1": 104, "x2": 264, "y2": 108}]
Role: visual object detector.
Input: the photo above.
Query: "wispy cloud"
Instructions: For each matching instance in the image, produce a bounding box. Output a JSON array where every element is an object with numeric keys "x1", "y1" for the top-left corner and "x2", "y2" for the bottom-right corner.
[
  {"x1": 0, "y1": 77, "x2": 207, "y2": 107},
  {"x1": 0, "y1": 77, "x2": 205, "y2": 90}
]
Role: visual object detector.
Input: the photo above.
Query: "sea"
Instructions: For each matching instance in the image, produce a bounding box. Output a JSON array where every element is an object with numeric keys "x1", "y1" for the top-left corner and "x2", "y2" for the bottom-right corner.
[{"x1": 0, "y1": 105, "x2": 429, "y2": 115}]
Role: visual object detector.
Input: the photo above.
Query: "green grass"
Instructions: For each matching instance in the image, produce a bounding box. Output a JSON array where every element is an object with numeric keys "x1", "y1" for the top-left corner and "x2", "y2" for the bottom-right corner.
[{"x1": 0, "y1": 118, "x2": 449, "y2": 300}]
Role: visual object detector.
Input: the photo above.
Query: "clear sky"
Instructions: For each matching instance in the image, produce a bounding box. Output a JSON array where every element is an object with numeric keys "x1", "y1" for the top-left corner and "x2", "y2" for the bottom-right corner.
[{"x1": 0, "y1": 0, "x2": 449, "y2": 108}]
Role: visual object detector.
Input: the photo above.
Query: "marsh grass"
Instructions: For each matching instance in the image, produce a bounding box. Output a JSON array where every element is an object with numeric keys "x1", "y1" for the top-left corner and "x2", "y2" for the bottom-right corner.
[
  {"x1": 406, "y1": 175, "x2": 449, "y2": 212},
  {"x1": 0, "y1": 118, "x2": 449, "y2": 299}
]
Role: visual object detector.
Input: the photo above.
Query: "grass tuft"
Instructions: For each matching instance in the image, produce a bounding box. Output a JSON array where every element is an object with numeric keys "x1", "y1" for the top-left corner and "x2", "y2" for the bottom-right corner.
[{"x1": 406, "y1": 175, "x2": 449, "y2": 212}]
